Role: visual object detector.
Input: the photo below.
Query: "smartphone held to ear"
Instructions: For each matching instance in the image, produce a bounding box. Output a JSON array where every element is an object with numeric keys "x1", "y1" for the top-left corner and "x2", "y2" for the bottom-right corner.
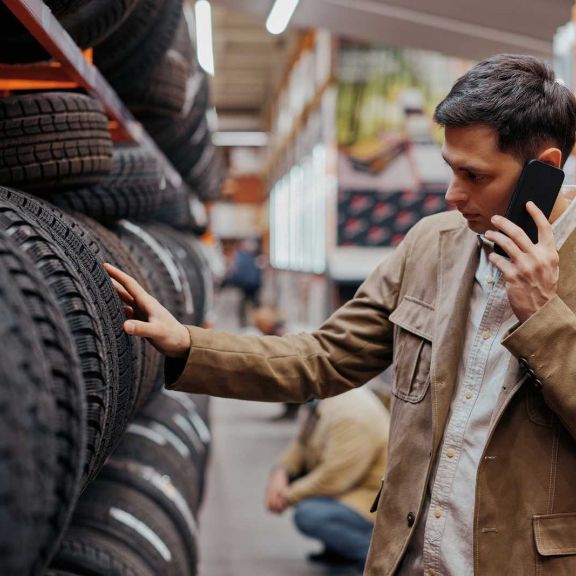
[{"x1": 494, "y1": 160, "x2": 565, "y2": 257}]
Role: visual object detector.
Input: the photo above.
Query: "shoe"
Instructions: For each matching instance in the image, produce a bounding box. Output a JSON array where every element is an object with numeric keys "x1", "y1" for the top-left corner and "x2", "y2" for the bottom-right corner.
[{"x1": 307, "y1": 549, "x2": 358, "y2": 566}]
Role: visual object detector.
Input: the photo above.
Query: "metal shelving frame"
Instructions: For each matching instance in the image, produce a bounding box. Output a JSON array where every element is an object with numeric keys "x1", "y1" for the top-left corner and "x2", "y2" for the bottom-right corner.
[{"x1": 0, "y1": 0, "x2": 186, "y2": 190}]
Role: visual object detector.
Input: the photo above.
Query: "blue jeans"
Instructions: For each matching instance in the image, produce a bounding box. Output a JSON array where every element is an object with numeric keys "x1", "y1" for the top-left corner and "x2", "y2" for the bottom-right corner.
[{"x1": 293, "y1": 497, "x2": 374, "y2": 565}]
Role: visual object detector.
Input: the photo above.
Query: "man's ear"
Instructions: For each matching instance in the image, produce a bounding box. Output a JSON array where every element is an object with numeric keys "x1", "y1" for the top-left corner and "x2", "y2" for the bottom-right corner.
[{"x1": 537, "y1": 147, "x2": 563, "y2": 168}]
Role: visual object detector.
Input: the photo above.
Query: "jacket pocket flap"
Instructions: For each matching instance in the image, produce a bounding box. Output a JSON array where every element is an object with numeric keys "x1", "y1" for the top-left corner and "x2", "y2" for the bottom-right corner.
[
  {"x1": 389, "y1": 296, "x2": 434, "y2": 341},
  {"x1": 534, "y1": 514, "x2": 576, "y2": 556}
]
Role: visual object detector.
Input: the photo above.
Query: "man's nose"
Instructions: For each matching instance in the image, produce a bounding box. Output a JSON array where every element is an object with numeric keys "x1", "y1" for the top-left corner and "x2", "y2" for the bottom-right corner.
[{"x1": 445, "y1": 180, "x2": 467, "y2": 208}]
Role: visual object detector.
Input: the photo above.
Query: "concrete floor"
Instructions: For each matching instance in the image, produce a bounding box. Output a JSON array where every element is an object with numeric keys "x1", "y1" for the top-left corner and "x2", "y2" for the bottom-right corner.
[{"x1": 196, "y1": 288, "x2": 361, "y2": 576}]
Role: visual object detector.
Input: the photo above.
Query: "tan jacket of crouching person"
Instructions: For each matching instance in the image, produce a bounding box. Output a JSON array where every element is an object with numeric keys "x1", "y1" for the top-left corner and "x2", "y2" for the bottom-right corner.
[{"x1": 265, "y1": 388, "x2": 389, "y2": 570}]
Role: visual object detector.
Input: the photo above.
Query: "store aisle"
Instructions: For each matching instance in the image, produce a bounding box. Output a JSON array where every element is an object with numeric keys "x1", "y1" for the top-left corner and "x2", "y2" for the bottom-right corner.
[
  {"x1": 197, "y1": 398, "x2": 324, "y2": 575},
  {"x1": 197, "y1": 289, "x2": 361, "y2": 575}
]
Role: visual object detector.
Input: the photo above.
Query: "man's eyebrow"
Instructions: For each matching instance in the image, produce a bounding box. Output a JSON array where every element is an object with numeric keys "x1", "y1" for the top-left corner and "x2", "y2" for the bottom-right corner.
[{"x1": 441, "y1": 154, "x2": 489, "y2": 173}]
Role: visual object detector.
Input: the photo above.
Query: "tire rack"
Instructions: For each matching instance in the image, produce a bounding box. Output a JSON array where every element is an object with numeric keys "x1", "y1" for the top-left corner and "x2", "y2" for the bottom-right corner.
[{"x1": 0, "y1": 0, "x2": 208, "y2": 225}]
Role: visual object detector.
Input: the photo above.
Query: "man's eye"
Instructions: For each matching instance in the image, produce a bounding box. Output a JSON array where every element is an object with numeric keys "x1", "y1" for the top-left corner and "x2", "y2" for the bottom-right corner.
[{"x1": 465, "y1": 171, "x2": 482, "y2": 182}]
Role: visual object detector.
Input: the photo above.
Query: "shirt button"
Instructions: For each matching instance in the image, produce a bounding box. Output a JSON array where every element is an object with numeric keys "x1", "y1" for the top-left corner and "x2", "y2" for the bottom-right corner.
[
  {"x1": 434, "y1": 508, "x2": 442, "y2": 519},
  {"x1": 465, "y1": 391, "x2": 473, "y2": 399},
  {"x1": 447, "y1": 448, "x2": 455, "y2": 458},
  {"x1": 482, "y1": 329, "x2": 492, "y2": 340},
  {"x1": 486, "y1": 276, "x2": 494, "y2": 284},
  {"x1": 407, "y1": 512, "x2": 416, "y2": 527}
]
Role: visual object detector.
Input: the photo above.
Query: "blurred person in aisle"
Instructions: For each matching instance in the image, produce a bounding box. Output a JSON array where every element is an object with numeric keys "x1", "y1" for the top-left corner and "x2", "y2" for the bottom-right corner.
[
  {"x1": 252, "y1": 305, "x2": 300, "y2": 420},
  {"x1": 227, "y1": 238, "x2": 262, "y2": 327},
  {"x1": 106, "y1": 54, "x2": 576, "y2": 575},
  {"x1": 265, "y1": 388, "x2": 390, "y2": 572}
]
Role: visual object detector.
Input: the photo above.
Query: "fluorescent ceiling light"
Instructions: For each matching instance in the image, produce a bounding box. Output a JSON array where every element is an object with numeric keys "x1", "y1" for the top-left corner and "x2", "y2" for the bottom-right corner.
[
  {"x1": 266, "y1": 0, "x2": 301, "y2": 35},
  {"x1": 213, "y1": 132, "x2": 269, "y2": 147},
  {"x1": 195, "y1": 0, "x2": 215, "y2": 76}
]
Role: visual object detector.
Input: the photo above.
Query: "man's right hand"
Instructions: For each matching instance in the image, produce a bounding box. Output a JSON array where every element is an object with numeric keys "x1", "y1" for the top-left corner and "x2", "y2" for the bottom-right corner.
[
  {"x1": 265, "y1": 466, "x2": 290, "y2": 514},
  {"x1": 104, "y1": 263, "x2": 191, "y2": 359}
]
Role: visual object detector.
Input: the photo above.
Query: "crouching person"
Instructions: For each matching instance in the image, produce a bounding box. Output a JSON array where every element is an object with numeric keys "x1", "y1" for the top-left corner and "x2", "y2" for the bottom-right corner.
[{"x1": 265, "y1": 388, "x2": 390, "y2": 572}]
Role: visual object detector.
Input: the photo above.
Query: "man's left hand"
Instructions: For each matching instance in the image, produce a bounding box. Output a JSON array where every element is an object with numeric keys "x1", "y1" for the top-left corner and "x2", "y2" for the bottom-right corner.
[{"x1": 486, "y1": 201, "x2": 559, "y2": 323}]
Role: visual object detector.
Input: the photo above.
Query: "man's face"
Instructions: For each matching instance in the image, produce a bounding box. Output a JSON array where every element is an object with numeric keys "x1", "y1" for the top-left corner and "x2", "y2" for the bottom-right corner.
[{"x1": 442, "y1": 125, "x2": 524, "y2": 234}]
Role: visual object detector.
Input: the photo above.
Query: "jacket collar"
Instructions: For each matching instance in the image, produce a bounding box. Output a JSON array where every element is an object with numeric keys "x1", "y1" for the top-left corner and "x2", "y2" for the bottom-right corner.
[{"x1": 431, "y1": 220, "x2": 479, "y2": 454}]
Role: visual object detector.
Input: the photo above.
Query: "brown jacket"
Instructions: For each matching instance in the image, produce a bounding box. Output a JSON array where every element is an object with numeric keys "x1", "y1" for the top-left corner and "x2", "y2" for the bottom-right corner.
[
  {"x1": 278, "y1": 388, "x2": 390, "y2": 521},
  {"x1": 167, "y1": 211, "x2": 576, "y2": 575}
]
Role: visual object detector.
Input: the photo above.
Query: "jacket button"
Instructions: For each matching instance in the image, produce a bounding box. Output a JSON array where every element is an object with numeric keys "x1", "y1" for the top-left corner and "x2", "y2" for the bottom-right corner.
[{"x1": 407, "y1": 512, "x2": 416, "y2": 527}]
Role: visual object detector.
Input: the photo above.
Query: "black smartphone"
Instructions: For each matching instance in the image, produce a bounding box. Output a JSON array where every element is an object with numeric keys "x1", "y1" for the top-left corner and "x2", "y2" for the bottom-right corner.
[{"x1": 494, "y1": 159, "x2": 565, "y2": 257}]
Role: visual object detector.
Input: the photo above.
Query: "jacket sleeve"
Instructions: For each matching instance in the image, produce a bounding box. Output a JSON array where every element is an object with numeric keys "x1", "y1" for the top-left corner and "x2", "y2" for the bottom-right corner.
[
  {"x1": 502, "y1": 295, "x2": 576, "y2": 439},
  {"x1": 284, "y1": 416, "x2": 383, "y2": 505},
  {"x1": 164, "y1": 227, "x2": 414, "y2": 403},
  {"x1": 277, "y1": 441, "x2": 306, "y2": 479}
]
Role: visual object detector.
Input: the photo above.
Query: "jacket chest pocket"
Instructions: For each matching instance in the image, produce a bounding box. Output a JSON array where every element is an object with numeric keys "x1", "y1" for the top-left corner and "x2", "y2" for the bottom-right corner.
[
  {"x1": 389, "y1": 296, "x2": 434, "y2": 403},
  {"x1": 534, "y1": 513, "x2": 576, "y2": 574}
]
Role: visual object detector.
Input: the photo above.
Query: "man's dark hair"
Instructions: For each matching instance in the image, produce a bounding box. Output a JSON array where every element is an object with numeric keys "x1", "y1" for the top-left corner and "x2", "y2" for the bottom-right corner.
[{"x1": 434, "y1": 54, "x2": 576, "y2": 166}]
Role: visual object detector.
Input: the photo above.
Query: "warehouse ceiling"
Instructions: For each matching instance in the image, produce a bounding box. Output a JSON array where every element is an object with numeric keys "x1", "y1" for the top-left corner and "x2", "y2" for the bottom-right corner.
[
  {"x1": 215, "y1": 0, "x2": 572, "y2": 60},
  {"x1": 206, "y1": 0, "x2": 572, "y2": 133},
  {"x1": 206, "y1": 5, "x2": 296, "y2": 132}
]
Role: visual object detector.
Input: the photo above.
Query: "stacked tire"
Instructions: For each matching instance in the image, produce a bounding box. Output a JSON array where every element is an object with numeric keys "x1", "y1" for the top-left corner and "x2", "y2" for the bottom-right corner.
[
  {"x1": 0, "y1": 103, "x2": 214, "y2": 574},
  {"x1": 0, "y1": 0, "x2": 224, "y2": 204},
  {"x1": 94, "y1": 3, "x2": 224, "y2": 202},
  {"x1": 48, "y1": 390, "x2": 211, "y2": 576},
  {"x1": 0, "y1": 0, "x2": 221, "y2": 566}
]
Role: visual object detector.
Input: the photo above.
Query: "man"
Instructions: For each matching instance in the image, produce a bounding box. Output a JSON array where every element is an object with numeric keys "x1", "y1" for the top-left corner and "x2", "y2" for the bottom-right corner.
[
  {"x1": 105, "y1": 54, "x2": 576, "y2": 574},
  {"x1": 265, "y1": 388, "x2": 389, "y2": 572}
]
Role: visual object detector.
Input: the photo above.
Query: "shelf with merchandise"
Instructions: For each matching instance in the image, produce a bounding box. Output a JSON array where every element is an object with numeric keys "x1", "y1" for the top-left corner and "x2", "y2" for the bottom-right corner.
[{"x1": 0, "y1": 0, "x2": 185, "y2": 190}]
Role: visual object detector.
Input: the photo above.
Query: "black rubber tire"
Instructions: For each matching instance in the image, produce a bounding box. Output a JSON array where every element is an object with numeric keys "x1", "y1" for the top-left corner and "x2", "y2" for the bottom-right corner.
[
  {"x1": 138, "y1": 69, "x2": 209, "y2": 151},
  {"x1": 185, "y1": 393, "x2": 211, "y2": 426},
  {"x1": 95, "y1": 0, "x2": 183, "y2": 92},
  {"x1": 109, "y1": 420, "x2": 200, "y2": 517},
  {"x1": 0, "y1": 203, "x2": 109, "y2": 489},
  {"x1": 184, "y1": 140, "x2": 216, "y2": 184},
  {"x1": 46, "y1": 0, "x2": 91, "y2": 16},
  {"x1": 169, "y1": 115, "x2": 211, "y2": 177},
  {"x1": 145, "y1": 224, "x2": 211, "y2": 326},
  {"x1": 103, "y1": 459, "x2": 198, "y2": 569},
  {"x1": 0, "y1": 187, "x2": 132, "y2": 482},
  {"x1": 111, "y1": 220, "x2": 196, "y2": 402},
  {"x1": 47, "y1": 145, "x2": 165, "y2": 224},
  {"x1": 139, "y1": 390, "x2": 211, "y2": 506},
  {"x1": 71, "y1": 213, "x2": 161, "y2": 411},
  {"x1": 140, "y1": 390, "x2": 211, "y2": 459},
  {"x1": 127, "y1": 48, "x2": 189, "y2": 115},
  {"x1": 152, "y1": 183, "x2": 207, "y2": 236},
  {"x1": 61, "y1": 0, "x2": 141, "y2": 50},
  {"x1": 0, "y1": 230, "x2": 86, "y2": 574},
  {"x1": 71, "y1": 479, "x2": 193, "y2": 576},
  {"x1": 0, "y1": 0, "x2": 140, "y2": 64},
  {"x1": 121, "y1": 13, "x2": 195, "y2": 116},
  {"x1": 50, "y1": 527, "x2": 156, "y2": 576},
  {"x1": 194, "y1": 148, "x2": 225, "y2": 201},
  {"x1": 154, "y1": 182, "x2": 195, "y2": 229},
  {"x1": 0, "y1": 235, "x2": 59, "y2": 576},
  {"x1": 112, "y1": 221, "x2": 195, "y2": 325},
  {"x1": 45, "y1": 205, "x2": 138, "y2": 422},
  {"x1": 0, "y1": 92, "x2": 112, "y2": 190}
]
